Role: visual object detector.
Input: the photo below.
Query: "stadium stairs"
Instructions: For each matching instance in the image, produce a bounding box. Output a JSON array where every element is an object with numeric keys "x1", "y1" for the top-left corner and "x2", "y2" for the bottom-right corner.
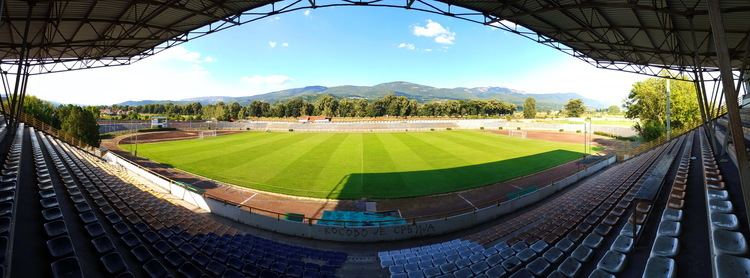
[{"x1": 0, "y1": 119, "x2": 747, "y2": 278}]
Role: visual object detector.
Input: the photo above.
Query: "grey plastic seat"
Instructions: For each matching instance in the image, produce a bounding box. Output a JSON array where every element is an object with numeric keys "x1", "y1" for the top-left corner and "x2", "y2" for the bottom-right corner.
[
  {"x1": 712, "y1": 229, "x2": 748, "y2": 255},
  {"x1": 130, "y1": 245, "x2": 153, "y2": 263},
  {"x1": 511, "y1": 241, "x2": 528, "y2": 252},
  {"x1": 422, "y1": 266, "x2": 441, "y2": 277},
  {"x1": 543, "y1": 247, "x2": 564, "y2": 264},
  {"x1": 583, "y1": 233, "x2": 604, "y2": 248},
  {"x1": 711, "y1": 212, "x2": 740, "y2": 230},
  {"x1": 92, "y1": 236, "x2": 115, "y2": 254},
  {"x1": 709, "y1": 200, "x2": 733, "y2": 213},
  {"x1": 657, "y1": 221, "x2": 681, "y2": 237},
  {"x1": 486, "y1": 265, "x2": 506, "y2": 277},
  {"x1": 47, "y1": 236, "x2": 74, "y2": 257},
  {"x1": 526, "y1": 257, "x2": 550, "y2": 276},
  {"x1": 453, "y1": 268, "x2": 473, "y2": 278},
  {"x1": 643, "y1": 256, "x2": 674, "y2": 278},
  {"x1": 51, "y1": 257, "x2": 83, "y2": 278},
  {"x1": 662, "y1": 208, "x2": 683, "y2": 222},
  {"x1": 516, "y1": 248, "x2": 536, "y2": 262},
  {"x1": 486, "y1": 254, "x2": 503, "y2": 266},
  {"x1": 530, "y1": 240, "x2": 548, "y2": 253},
  {"x1": 85, "y1": 222, "x2": 105, "y2": 238},
  {"x1": 571, "y1": 246, "x2": 593, "y2": 262},
  {"x1": 588, "y1": 268, "x2": 615, "y2": 278},
  {"x1": 143, "y1": 259, "x2": 169, "y2": 278},
  {"x1": 44, "y1": 220, "x2": 68, "y2": 238},
  {"x1": 101, "y1": 252, "x2": 127, "y2": 274},
  {"x1": 501, "y1": 256, "x2": 522, "y2": 272},
  {"x1": 470, "y1": 261, "x2": 489, "y2": 274},
  {"x1": 556, "y1": 239, "x2": 575, "y2": 252},
  {"x1": 596, "y1": 250, "x2": 626, "y2": 273},
  {"x1": 610, "y1": 235, "x2": 634, "y2": 254},
  {"x1": 651, "y1": 236, "x2": 679, "y2": 258},
  {"x1": 714, "y1": 254, "x2": 750, "y2": 278},
  {"x1": 558, "y1": 257, "x2": 582, "y2": 277},
  {"x1": 439, "y1": 262, "x2": 457, "y2": 273},
  {"x1": 621, "y1": 224, "x2": 641, "y2": 238}
]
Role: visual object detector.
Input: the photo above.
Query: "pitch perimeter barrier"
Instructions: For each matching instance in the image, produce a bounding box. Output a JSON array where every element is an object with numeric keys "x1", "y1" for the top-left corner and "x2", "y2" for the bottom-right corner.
[
  {"x1": 102, "y1": 118, "x2": 636, "y2": 137},
  {"x1": 103, "y1": 148, "x2": 615, "y2": 242}
]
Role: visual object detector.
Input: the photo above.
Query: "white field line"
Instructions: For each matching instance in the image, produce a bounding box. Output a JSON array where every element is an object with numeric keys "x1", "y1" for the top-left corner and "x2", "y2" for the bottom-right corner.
[
  {"x1": 458, "y1": 193, "x2": 478, "y2": 209},
  {"x1": 240, "y1": 193, "x2": 258, "y2": 205}
]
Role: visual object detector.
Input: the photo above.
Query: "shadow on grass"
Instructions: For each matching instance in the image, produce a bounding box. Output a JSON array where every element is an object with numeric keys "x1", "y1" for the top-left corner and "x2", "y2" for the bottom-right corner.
[{"x1": 328, "y1": 149, "x2": 584, "y2": 200}]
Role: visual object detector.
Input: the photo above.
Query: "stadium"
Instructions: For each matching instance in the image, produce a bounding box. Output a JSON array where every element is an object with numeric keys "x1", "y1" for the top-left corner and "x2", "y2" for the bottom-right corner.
[{"x1": 0, "y1": 1, "x2": 749, "y2": 278}]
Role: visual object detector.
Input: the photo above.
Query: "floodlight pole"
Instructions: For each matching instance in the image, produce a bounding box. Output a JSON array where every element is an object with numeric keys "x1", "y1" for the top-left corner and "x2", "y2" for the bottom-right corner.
[{"x1": 707, "y1": 0, "x2": 750, "y2": 230}]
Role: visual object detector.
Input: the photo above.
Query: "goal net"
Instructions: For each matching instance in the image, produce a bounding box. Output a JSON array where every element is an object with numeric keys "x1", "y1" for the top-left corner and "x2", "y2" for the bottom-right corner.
[
  {"x1": 199, "y1": 130, "x2": 217, "y2": 139},
  {"x1": 508, "y1": 130, "x2": 527, "y2": 139}
]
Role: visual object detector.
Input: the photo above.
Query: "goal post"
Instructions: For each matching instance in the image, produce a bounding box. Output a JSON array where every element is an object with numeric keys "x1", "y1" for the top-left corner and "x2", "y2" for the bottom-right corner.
[
  {"x1": 508, "y1": 130, "x2": 527, "y2": 139},
  {"x1": 199, "y1": 130, "x2": 217, "y2": 139}
]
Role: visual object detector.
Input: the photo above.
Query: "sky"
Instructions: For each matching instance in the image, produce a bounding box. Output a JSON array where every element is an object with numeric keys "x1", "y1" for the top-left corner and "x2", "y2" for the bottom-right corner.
[{"x1": 27, "y1": 7, "x2": 647, "y2": 105}]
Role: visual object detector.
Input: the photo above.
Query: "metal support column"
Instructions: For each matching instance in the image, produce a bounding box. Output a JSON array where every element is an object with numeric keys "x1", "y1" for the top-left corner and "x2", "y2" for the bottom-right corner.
[{"x1": 707, "y1": 0, "x2": 750, "y2": 227}]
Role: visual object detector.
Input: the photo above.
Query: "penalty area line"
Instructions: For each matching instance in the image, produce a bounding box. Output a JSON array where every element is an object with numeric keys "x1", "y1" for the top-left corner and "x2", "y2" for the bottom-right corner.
[
  {"x1": 458, "y1": 193, "x2": 478, "y2": 210},
  {"x1": 240, "y1": 193, "x2": 258, "y2": 205}
]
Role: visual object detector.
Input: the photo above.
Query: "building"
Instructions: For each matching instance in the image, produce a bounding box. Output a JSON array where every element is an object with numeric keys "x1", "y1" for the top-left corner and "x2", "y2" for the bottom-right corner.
[
  {"x1": 297, "y1": 116, "x2": 332, "y2": 123},
  {"x1": 150, "y1": 116, "x2": 168, "y2": 128}
]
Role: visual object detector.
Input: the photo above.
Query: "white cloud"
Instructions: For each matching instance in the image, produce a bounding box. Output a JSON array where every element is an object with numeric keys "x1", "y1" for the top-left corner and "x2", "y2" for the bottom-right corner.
[
  {"x1": 25, "y1": 46, "x2": 295, "y2": 105},
  {"x1": 240, "y1": 75, "x2": 292, "y2": 88},
  {"x1": 304, "y1": 10, "x2": 311, "y2": 16},
  {"x1": 282, "y1": 42, "x2": 289, "y2": 47},
  {"x1": 501, "y1": 56, "x2": 645, "y2": 105},
  {"x1": 413, "y1": 20, "x2": 455, "y2": 44},
  {"x1": 489, "y1": 20, "x2": 518, "y2": 30},
  {"x1": 397, "y1": 43, "x2": 415, "y2": 50},
  {"x1": 268, "y1": 41, "x2": 277, "y2": 48}
]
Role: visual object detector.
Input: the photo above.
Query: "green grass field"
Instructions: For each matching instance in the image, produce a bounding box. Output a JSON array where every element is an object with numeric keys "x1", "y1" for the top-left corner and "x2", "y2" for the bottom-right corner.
[{"x1": 121, "y1": 131, "x2": 584, "y2": 199}]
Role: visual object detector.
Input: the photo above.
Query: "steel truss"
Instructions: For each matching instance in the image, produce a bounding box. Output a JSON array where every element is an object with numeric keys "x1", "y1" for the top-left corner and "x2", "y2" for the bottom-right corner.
[
  {"x1": 0, "y1": 0, "x2": 748, "y2": 221},
  {"x1": 0, "y1": 0, "x2": 744, "y2": 78}
]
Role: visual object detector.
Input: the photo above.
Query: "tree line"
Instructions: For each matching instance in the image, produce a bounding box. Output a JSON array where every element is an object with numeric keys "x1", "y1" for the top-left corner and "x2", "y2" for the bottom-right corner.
[
  {"x1": 23, "y1": 96, "x2": 100, "y2": 147},
  {"x1": 110, "y1": 94, "x2": 518, "y2": 121}
]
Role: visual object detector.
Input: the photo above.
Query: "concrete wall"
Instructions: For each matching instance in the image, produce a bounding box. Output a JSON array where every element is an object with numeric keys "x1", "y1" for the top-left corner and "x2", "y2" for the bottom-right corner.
[
  {"x1": 105, "y1": 149, "x2": 615, "y2": 242},
  {"x1": 119, "y1": 119, "x2": 636, "y2": 136},
  {"x1": 103, "y1": 152, "x2": 209, "y2": 211}
]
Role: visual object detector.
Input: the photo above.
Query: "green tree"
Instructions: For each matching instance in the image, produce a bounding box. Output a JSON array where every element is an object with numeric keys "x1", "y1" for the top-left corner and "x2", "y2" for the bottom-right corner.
[
  {"x1": 523, "y1": 97, "x2": 537, "y2": 119},
  {"x1": 229, "y1": 102, "x2": 242, "y2": 120},
  {"x1": 60, "y1": 105, "x2": 100, "y2": 147},
  {"x1": 607, "y1": 105, "x2": 621, "y2": 114},
  {"x1": 314, "y1": 95, "x2": 338, "y2": 116},
  {"x1": 23, "y1": 95, "x2": 60, "y2": 128},
  {"x1": 564, "y1": 99, "x2": 586, "y2": 117},
  {"x1": 624, "y1": 75, "x2": 700, "y2": 140}
]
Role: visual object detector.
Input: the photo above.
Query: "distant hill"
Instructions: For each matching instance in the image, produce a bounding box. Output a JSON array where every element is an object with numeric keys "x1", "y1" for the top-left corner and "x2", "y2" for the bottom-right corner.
[{"x1": 117, "y1": 81, "x2": 608, "y2": 110}]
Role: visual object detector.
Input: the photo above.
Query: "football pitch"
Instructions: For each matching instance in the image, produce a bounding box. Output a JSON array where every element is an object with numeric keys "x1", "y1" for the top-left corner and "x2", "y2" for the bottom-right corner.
[{"x1": 121, "y1": 131, "x2": 584, "y2": 199}]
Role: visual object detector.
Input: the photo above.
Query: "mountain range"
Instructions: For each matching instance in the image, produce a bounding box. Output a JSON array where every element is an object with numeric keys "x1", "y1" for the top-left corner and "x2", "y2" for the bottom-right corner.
[{"x1": 117, "y1": 81, "x2": 608, "y2": 110}]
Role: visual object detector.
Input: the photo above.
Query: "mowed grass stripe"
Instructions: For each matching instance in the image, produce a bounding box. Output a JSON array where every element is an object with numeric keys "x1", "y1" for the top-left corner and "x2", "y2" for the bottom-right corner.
[
  {"x1": 145, "y1": 131, "x2": 275, "y2": 156},
  {"x1": 177, "y1": 133, "x2": 308, "y2": 178},
  {"x1": 374, "y1": 133, "x2": 448, "y2": 197},
  {"x1": 265, "y1": 134, "x2": 350, "y2": 196},
  {"x1": 361, "y1": 134, "x2": 406, "y2": 198},
  {"x1": 218, "y1": 133, "x2": 334, "y2": 186},
  {"x1": 126, "y1": 131, "x2": 585, "y2": 199}
]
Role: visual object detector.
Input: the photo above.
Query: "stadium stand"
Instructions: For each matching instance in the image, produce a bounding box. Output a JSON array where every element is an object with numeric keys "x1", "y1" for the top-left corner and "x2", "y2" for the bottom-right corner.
[
  {"x1": 0, "y1": 115, "x2": 746, "y2": 278},
  {"x1": 1, "y1": 126, "x2": 348, "y2": 277},
  {"x1": 378, "y1": 131, "x2": 690, "y2": 277}
]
